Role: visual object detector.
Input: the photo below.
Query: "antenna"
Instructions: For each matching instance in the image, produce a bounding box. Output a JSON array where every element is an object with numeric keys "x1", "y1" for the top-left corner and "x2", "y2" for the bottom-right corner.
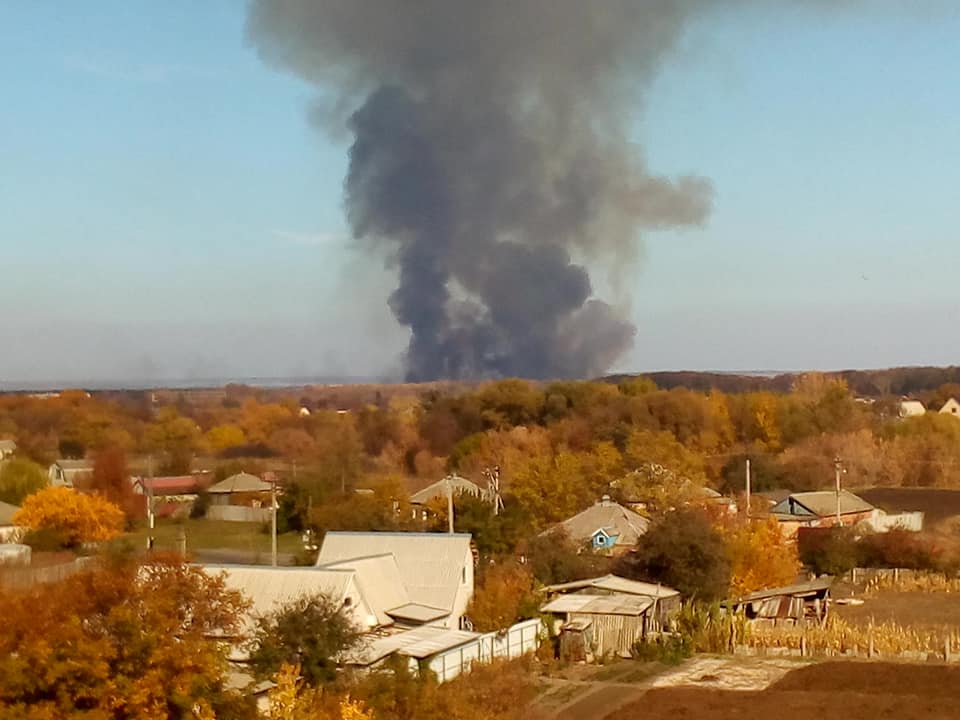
[{"x1": 483, "y1": 466, "x2": 504, "y2": 516}]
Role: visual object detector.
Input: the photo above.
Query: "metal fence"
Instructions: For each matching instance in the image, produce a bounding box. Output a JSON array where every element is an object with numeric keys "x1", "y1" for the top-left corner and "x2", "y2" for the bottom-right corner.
[{"x1": 417, "y1": 619, "x2": 543, "y2": 683}]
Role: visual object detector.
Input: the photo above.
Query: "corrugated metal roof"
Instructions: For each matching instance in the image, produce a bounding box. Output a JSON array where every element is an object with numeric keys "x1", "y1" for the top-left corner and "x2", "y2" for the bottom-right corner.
[
  {"x1": 735, "y1": 577, "x2": 834, "y2": 604},
  {"x1": 544, "y1": 574, "x2": 679, "y2": 599},
  {"x1": 201, "y1": 565, "x2": 378, "y2": 633},
  {"x1": 409, "y1": 475, "x2": 482, "y2": 505},
  {"x1": 320, "y1": 553, "x2": 409, "y2": 626},
  {"x1": 541, "y1": 593, "x2": 654, "y2": 616},
  {"x1": 316, "y1": 532, "x2": 472, "y2": 614},
  {"x1": 386, "y1": 603, "x2": 449, "y2": 624},
  {"x1": 771, "y1": 491, "x2": 874, "y2": 519},
  {"x1": 348, "y1": 626, "x2": 481, "y2": 665},
  {"x1": 550, "y1": 500, "x2": 649, "y2": 546},
  {"x1": 207, "y1": 472, "x2": 273, "y2": 494}
]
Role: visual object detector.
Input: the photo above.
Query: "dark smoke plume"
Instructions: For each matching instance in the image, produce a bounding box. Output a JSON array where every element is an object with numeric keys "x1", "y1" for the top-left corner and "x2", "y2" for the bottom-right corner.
[{"x1": 247, "y1": 1, "x2": 714, "y2": 380}]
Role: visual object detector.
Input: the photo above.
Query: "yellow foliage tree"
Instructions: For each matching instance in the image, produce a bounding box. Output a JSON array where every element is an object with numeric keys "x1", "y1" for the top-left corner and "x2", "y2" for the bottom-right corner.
[
  {"x1": 721, "y1": 517, "x2": 800, "y2": 596},
  {"x1": 13, "y1": 486, "x2": 125, "y2": 546},
  {"x1": 466, "y1": 562, "x2": 538, "y2": 632}
]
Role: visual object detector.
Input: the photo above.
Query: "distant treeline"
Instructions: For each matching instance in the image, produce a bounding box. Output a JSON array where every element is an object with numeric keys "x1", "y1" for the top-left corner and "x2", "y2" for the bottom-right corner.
[{"x1": 607, "y1": 366, "x2": 960, "y2": 399}]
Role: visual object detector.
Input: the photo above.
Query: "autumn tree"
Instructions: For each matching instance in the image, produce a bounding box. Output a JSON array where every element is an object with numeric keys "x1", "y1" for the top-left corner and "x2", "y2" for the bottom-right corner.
[
  {"x1": 522, "y1": 529, "x2": 613, "y2": 586},
  {"x1": 0, "y1": 457, "x2": 47, "y2": 505},
  {"x1": 91, "y1": 446, "x2": 140, "y2": 522},
  {"x1": 14, "y1": 486, "x2": 125, "y2": 548},
  {"x1": 721, "y1": 517, "x2": 800, "y2": 596},
  {"x1": 249, "y1": 592, "x2": 362, "y2": 687},
  {"x1": 615, "y1": 508, "x2": 730, "y2": 600},
  {"x1": 466, "y1": 562, "x2": 539, "y2": 632},
  {"x1": 0, "y1": 555, "x2": 254, "y2": 719}
]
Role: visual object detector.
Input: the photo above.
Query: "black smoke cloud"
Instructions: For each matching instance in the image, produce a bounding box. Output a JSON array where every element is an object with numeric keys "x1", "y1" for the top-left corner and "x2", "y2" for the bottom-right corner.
[{"x1": 247, "y1": 0, "x2": 714, "y2": 381}]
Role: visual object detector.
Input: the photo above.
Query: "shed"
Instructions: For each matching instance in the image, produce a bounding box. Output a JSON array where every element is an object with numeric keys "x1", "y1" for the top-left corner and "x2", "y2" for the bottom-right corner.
[
  {"x1": 0, "y1": 501, "x2": 23, "y2": 543},
  {"x1": 726, "y1": 577, "x2": 833, "y2": 626},
  {"x1": 540, "y1": 593, "x2": 657, "y2": 657}
]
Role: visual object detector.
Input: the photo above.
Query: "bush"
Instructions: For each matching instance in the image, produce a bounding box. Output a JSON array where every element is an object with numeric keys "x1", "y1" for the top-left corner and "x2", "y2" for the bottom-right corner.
[
  {"x1": 190, "y1": 490, "x2": 211, "y2": 519},
  {"x1": 615, "y1": 508, "x2": 730, "y2": 600},
  {"x1": 22, "y1": 527, "x2": 71, "y2": 552},
  {"x1": 631, "y1": 634, "x2": 690, "y2": 664},
  {"x1": 798, "y1": 526, "x2": 860, "y2": 576},
  {"x1": 0, "y1": 458, "x2": 47, "y2": 505}
]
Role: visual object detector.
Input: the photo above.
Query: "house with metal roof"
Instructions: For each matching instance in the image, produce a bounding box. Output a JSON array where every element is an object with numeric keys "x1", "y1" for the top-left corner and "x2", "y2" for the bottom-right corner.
[
  {"x1": 771, "y1": 490, "x2": 875, "y2": 530},
  {"x1": 202, "y1": 564, "x2": 381, "y2": 637},
  {"x1": 409, "y1": 475, "x2": 483, "y2": 506},
  {"x1": 899, "y1": 399, "x2": 927, "y2": 418},
  {"x1": 48, "y1": 459, "x2": 94, "y2": 488},
  {"x1": 940, "y1": 398, "x2": 960, "y2": 417},
  {"x1": 315, "y1": 531, "x2": 475, "y2": 630},
  {"x1": 546, "y1": 496, "x2": 649, "y2": 554}
]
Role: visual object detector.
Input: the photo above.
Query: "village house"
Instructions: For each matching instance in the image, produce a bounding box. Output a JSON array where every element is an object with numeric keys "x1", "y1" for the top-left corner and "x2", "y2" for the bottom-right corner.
[
  {"x1": 940, "y1": 398, "x2": 960, "y2": 416},
  {"x1": 899, "y1": 399, "x2": 926, "y2": 418},
  {"x1": 540, "y1": 575, "x2": 680, "y2": 660},
  {"x1": 0, "y1": 439, "x2": 16, "y2": 460},
  {"x1": 409, "y1": 475, "x2": 483, "y2": 511},
  {"x1": 205, "y1": 472, "x2": 275, "y2": 522},
  {"x1": 133, "y1": 473, "x2": 213, "y2": 518},
  {"x1": 770, "y1": 490, "x2": 923, "y2": 536},
  {"x1": 545, "y1": 496, "x2": 649, "y2": 554},
  {"x1": 48, "y1": 459, "x2": 95, "y2": 489},
  {"x1": 770, "y1": 490, "x2": 875, "y2": 536},
  {"x1": 315, "y1": 531, "x2": 475, "y2": 630},
  {"x1": 201, "y1": 530, "x2": 524, "y2": 686}
]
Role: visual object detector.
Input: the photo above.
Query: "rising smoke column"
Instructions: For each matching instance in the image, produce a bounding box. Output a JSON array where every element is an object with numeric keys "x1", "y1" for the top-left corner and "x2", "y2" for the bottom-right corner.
[{"x1": 247, "y1": 0, "x2": 714, "y2": 380}]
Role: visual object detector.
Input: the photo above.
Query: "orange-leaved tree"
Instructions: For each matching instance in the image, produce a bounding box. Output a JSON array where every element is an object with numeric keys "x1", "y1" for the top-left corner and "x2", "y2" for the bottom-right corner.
[
  {"x1": 13, "y1": 486, "x2": 125, "y2": 547},
  {"x1": 466, "y1": 562, "x2": 539, "y2": 632},
  {"x1": 721, "y1": 516, "x2": 800, "y2": 596},
  {"x1": 0, "y1": 555, "x2": 254, "y2": 720}
]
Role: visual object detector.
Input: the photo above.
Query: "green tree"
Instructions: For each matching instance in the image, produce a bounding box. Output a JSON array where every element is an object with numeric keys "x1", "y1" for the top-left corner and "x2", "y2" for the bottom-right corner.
[
  {"x1": 615, "y1": 508, "x2": 731, "y2": 600},
  {"x1": 0, "y1": 458, "x2": 47, "y2": 505},
  {"x1": 249, "y1": 593, "x2": 362, "y2": 687}
]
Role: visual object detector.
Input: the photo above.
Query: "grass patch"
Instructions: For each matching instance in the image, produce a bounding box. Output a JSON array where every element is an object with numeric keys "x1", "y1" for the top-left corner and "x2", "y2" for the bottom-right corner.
[{"x1": 123, "y1": 518, "x2": 303, "y2": 556}]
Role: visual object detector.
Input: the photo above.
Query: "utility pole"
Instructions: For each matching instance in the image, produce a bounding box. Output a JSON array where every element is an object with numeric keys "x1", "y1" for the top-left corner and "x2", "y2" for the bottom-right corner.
[
  {"x1": 446, "y1": 475, "x2": 455, "y2": 534},
  {"x1": 834, "y1": 457, "x2": 843, "y2": 526},
  {"x1": 271, "y1": 478, "x2": 278, "y2": 567},
  {"x1": 745, "y1": 458, "x2": 751, "y2": 518},
  {"x1": 146, "y1": 454, "x2": 155, "y2": 551}
]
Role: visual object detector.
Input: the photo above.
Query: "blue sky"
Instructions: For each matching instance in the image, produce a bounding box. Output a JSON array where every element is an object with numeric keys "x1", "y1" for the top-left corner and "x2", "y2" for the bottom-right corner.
[{"x1": 2, "y1": 2, "x2": 959, "y2": 385}]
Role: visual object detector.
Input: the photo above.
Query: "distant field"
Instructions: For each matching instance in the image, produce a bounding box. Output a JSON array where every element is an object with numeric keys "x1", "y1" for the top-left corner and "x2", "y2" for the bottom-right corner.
[
  {"x1": 858, "y1": 487, "x2": 960, "y2": 527},
  {"x1": 122, "y1": 519, "x2": 304, "y2": 559},
  {"x1": 612, "y1": 662, "x2": 960, "y2": 720}
]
